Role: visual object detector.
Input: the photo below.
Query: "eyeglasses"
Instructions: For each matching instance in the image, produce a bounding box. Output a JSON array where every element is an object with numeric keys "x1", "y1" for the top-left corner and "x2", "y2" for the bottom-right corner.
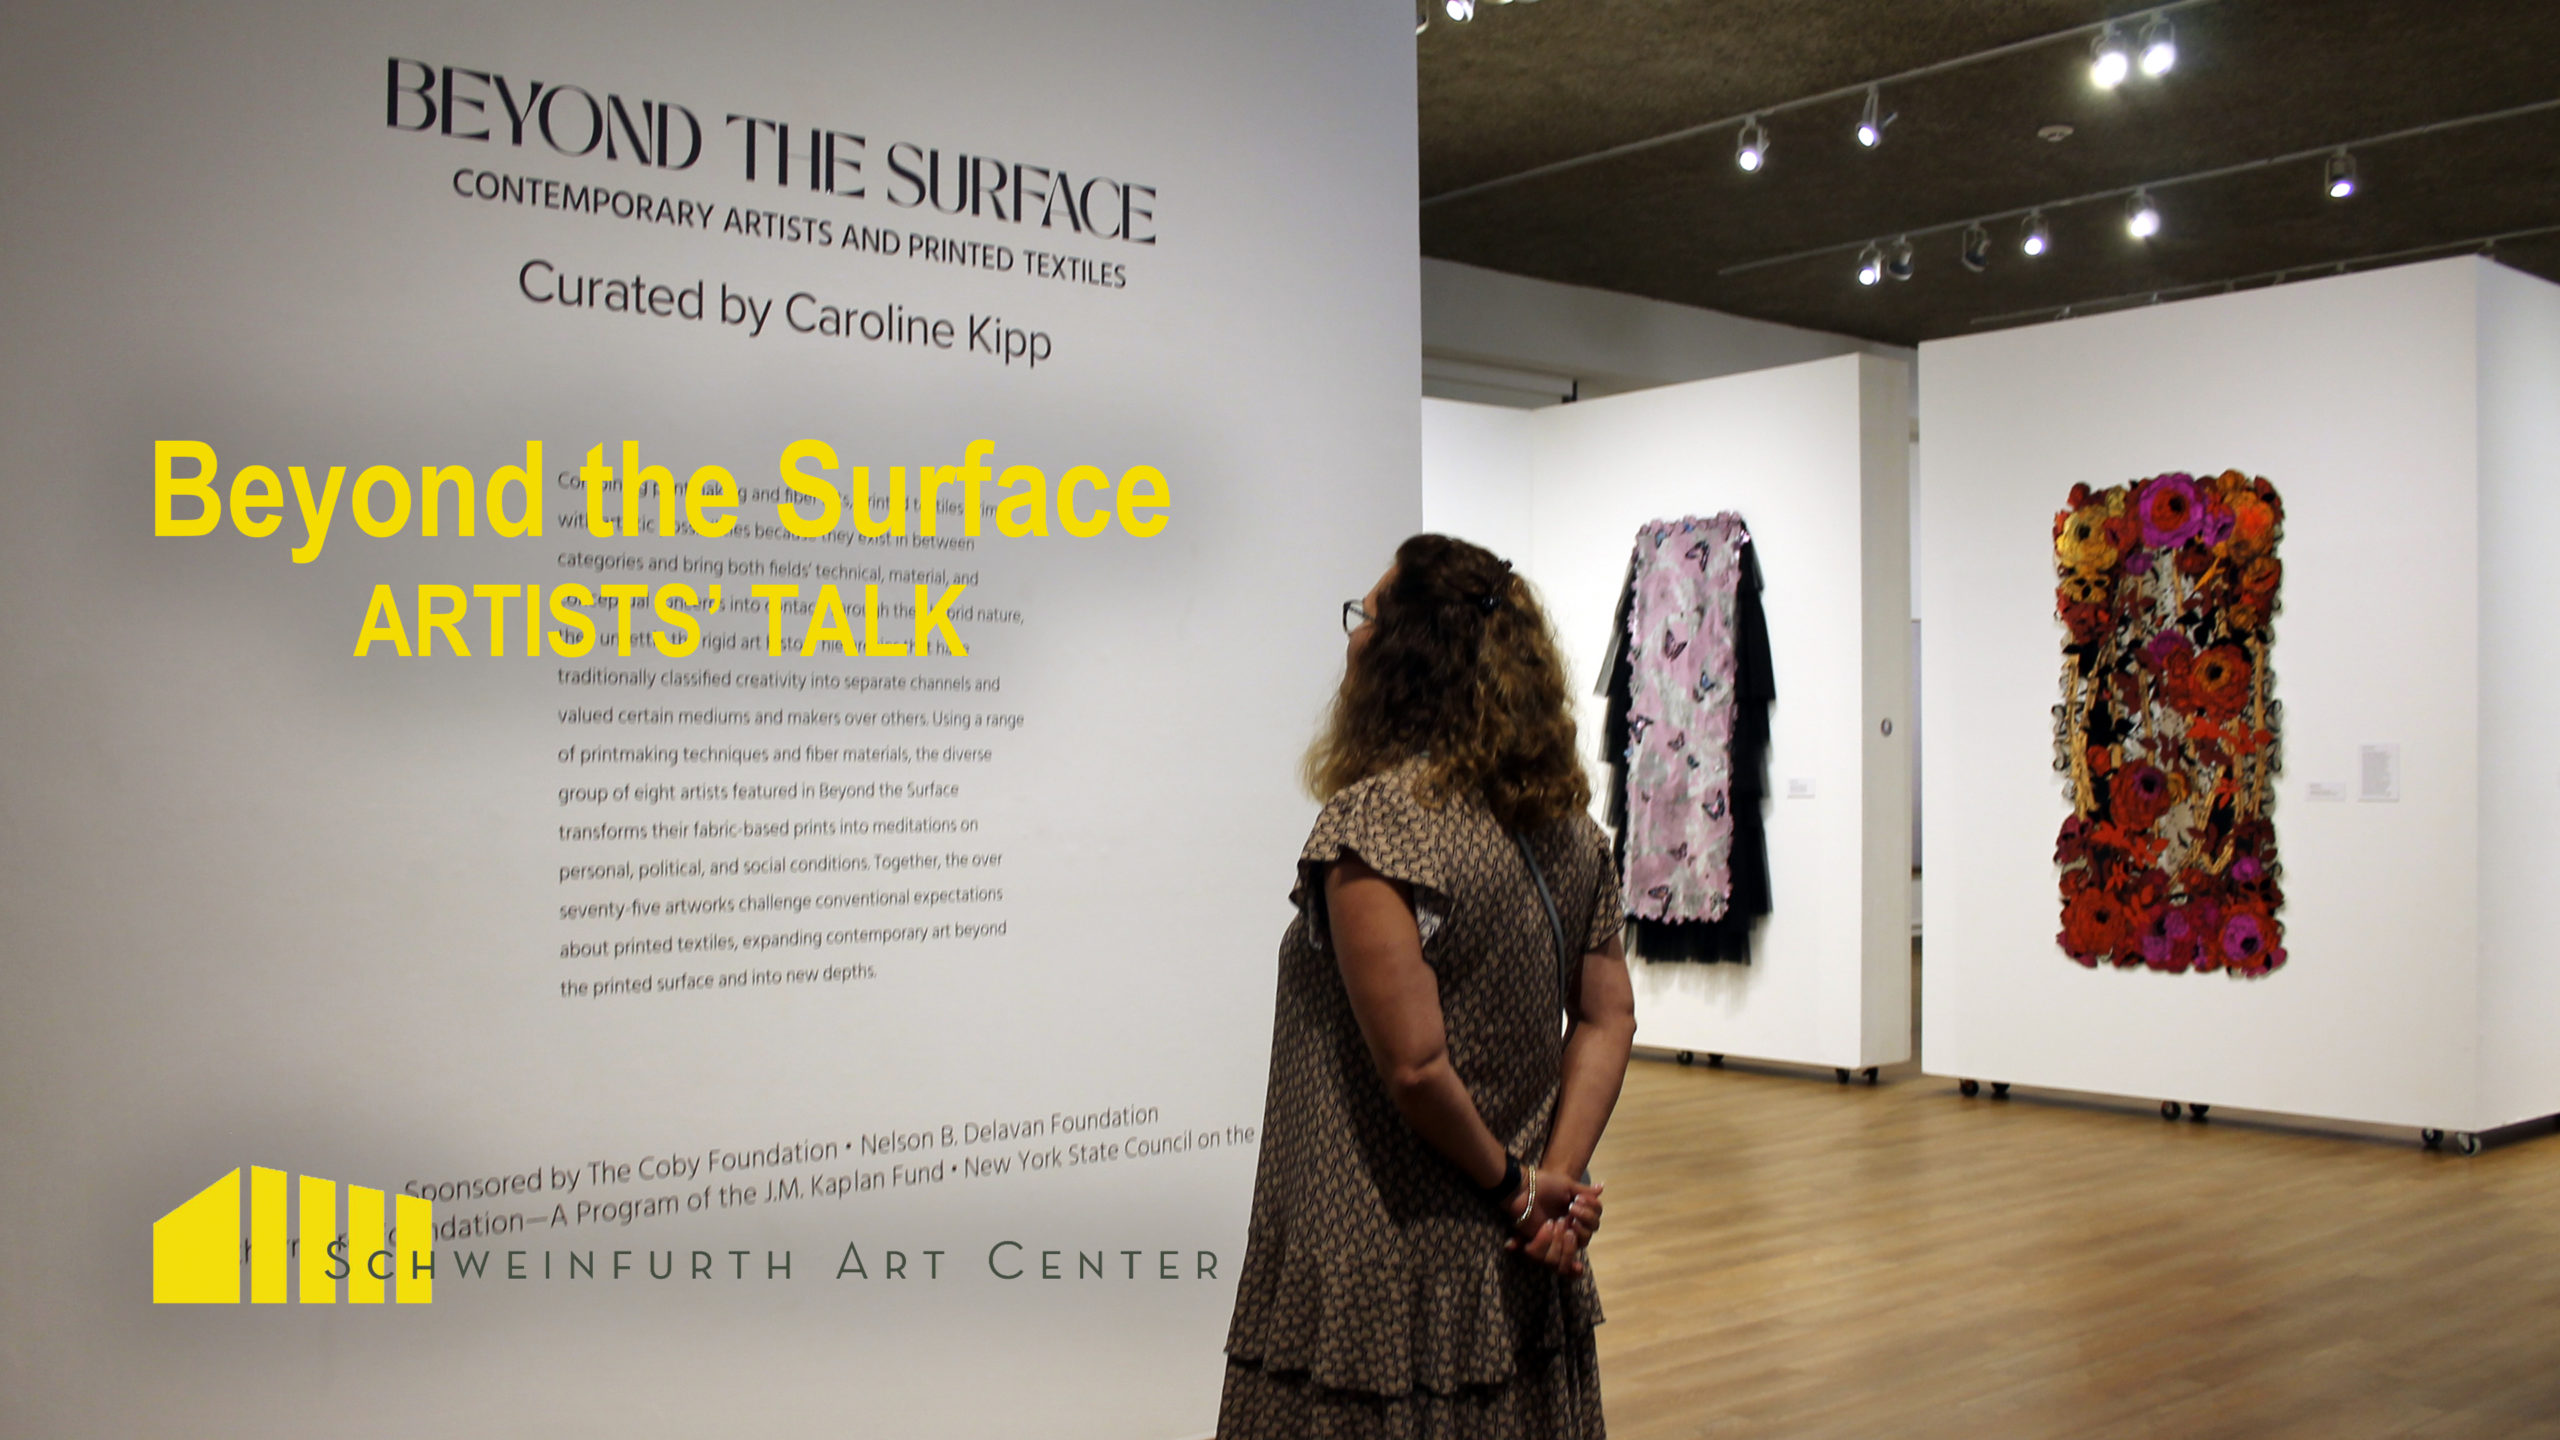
[{"x1": 1341, "y1": 599, "x2": 1372, "y2": 636}]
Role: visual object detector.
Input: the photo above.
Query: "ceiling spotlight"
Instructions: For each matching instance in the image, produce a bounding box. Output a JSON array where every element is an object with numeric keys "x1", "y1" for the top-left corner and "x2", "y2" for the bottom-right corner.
[
  {"x1": 1856, "y1": 243, "x2": 1884, "y2": 287},
  {"x1": 2325, "y1": 149, "x2": 2359, "y2": 199},
  {"x1": 2138, "y1": 14, "x2": 2177, "y2": 76},
  {"x1": 1445, "y1": 0, "x2": 1473, "y2": 19},
  {"x1": 1961, "y1": 223, "x2": 1991, "y2": 273},
  {"x1": 1856, "y1": 87, "x2": 1894, "y2": 149},
  {"x1": 2020, "y1": 209, "x2": 2051, "y2": 257},
  {"x1": 2090, "y1": 24, "x2": 2132, "y2": 89},
  {"x1": 2126, "y1": 188, "x2": 2161, "y2": 239},
  {"x1": 1736, "y1": 117, "x2": 1769, "y2": 173},
  {"x1": 1887, "y1": 235, "x2": 1916, "y2": 282}
]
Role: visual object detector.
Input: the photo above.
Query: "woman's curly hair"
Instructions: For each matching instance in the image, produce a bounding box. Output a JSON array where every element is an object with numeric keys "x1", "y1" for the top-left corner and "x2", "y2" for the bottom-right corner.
[{"x1": 1304, "y1": 533, "x2": 1590, "y2": 831}]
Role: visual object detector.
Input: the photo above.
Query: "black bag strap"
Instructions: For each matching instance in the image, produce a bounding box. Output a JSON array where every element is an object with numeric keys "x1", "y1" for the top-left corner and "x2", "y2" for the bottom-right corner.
[
  {"x1": 1511, "y1": 828, "x2": 1596, "y2": 1186},
  {"x1": 1509, "y1": 829, "x2": 1574, "y2": 1021}
]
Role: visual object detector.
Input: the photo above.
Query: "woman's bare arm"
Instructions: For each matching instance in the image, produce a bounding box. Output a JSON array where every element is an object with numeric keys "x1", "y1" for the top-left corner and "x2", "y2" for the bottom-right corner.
[
  {"x1": 1323, "y1": 852, "x2": 1513, "y2": 1194},
  {"x1": 1539, "y1": 934, "x2": 1635, "y2": 1184}
]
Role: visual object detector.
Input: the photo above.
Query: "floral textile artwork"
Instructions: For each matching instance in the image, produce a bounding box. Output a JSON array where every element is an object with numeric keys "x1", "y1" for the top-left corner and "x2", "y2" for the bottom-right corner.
[
  {"x1": 2052, "y1": 470, "x2": 2286, "y2": 977},
  {"x1": 1615, "y1": 514, "x2": 1753, "y2": 928}
]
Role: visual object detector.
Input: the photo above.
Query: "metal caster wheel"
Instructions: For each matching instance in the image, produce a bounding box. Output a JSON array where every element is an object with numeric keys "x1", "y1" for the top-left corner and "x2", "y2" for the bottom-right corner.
[
  {"x1": 1862, "y1": 1067, "x2": 1880, "y2": 1086},
  {"x1": 2188, "y1": 1103, "x2": 2210, "y2": 1122},
  {"x1": 1991, "y1": 1082, "x2": 2010, "y2": 1100},
  {"x1": 2455, "y1": 1132, "x2": 2483, "y2": 1157},
  {"x1": 2161, "y1": 1100, "x2": 2181, "y2": 1120},
  {"x1": 1959, "y1": 1079, "x2": 1980, "y2": 1098},
  {"x1": 2420, "y1": 1128, "x2": 2444, "y2": 1150},
  {"x1": 1707, "y1": 1053, "x2": 1724, "y2": 1068},
  {"x1": 1676, "y1": 1050, "x2": 1695, "y2": 1066},
  {"x1": 1836, "y1": 1067, "x2": 1852, "y2": 1085}
]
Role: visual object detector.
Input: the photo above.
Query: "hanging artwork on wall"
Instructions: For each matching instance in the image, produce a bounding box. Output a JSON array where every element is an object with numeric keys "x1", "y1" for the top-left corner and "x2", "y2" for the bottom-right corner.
[
  {"x1": 2052, "y1": 470, "x2": 2286, "y2": 977},
  {"x1": 1603, "y1": 513, "x2": 1774, "y2": 963}
]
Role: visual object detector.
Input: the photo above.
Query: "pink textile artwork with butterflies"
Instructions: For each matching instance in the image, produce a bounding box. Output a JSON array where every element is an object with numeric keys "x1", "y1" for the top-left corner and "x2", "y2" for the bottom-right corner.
[
  {"x1": 2052, "y1": 470, "x2": 2287, "y2": 978},
  {"x1": 1618, "y1": 514, "x2": 1750, "y2": 924}
]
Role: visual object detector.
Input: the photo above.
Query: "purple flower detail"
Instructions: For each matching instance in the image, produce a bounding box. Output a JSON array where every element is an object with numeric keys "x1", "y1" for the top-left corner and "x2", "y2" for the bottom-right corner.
[
  {"x1": 2220, "y1": 913, "x2": 2267, "y2": 963},
  {"x1": 2139, "y1": 907, "x2": 2190, "y2": 970},
  {"x1": 2231, "y1": 855, "x2": 2263, "y2": 883},
  {"x1": 2141, "y1": 630, "x2": 2194, "y2": 670},
  {"x1": 2137, "y1": 473, "x2": 2203, "y2": 550}
]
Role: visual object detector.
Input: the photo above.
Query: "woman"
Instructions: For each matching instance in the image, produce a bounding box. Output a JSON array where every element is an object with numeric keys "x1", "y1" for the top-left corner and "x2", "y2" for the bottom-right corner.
[{"x1": 1221, "y1": 534, "x2": 1638, "y2": 1439}]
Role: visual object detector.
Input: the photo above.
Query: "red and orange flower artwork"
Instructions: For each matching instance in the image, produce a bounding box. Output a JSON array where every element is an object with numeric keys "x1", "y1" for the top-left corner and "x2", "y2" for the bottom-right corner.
[{"x1": 2052, "y1": 470, "x2": 2286, "y2": 977}]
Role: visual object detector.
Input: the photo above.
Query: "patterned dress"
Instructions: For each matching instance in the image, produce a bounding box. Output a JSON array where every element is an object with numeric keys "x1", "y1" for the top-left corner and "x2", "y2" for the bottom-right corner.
[{"x1": 1221, "y1": 760, "x2": 1622, "y2": 1439}]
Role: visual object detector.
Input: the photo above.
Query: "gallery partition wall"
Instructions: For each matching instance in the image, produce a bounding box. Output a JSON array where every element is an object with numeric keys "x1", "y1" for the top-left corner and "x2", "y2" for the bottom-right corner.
[
  {"x1": 0, "y1": 4, "x2": 1418, "y2": 1437},
  {"x1": 1426, "y1": 354, "x2": 1913, "y2": 1081},
  {"x1": 1920, "y1": 258, "x2": 2560, "y2": 1149}
]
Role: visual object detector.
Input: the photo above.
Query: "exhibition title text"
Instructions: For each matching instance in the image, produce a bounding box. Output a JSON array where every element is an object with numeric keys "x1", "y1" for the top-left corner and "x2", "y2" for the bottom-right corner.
[
  {"x1": 152, "y1": 440, "x2": 1170, "y2": 660},
  {"x1": 387, "y1": 58, "x2": 1159, "y2": 246}
]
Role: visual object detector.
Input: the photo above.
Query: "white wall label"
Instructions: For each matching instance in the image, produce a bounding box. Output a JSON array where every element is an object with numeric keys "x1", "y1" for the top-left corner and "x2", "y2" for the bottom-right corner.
[
  {"x1": 2305, "y1": 781, "x2": 2349, "y2": 802},
  {"x1": 2359, "y1": 744, "x2": 2402, "y2": 802},
  {"x1": 1787, "y1": 776, "x2": 1817, "y2": 799}
]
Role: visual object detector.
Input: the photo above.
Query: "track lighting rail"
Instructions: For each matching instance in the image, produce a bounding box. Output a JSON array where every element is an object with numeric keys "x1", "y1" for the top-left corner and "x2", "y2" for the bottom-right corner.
[
  {"x1": 1715, "y1": 95, "x2": 2560, "y2": 278},
  {"x1": 1964, "y1": 222, "x2": 2560, "y2": 330},
  {"x1": 1420, "y1": 0, "x2": 2221, "y2": 208}
]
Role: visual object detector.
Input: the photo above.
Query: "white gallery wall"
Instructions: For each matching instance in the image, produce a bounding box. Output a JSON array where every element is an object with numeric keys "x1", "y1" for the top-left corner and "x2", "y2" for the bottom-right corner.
[
  {"x1": 0, "y1": 4, "x2": 1416, "y2": 1438},
  {"x1": 1419, "y1": 398, "x2": 1535, "y2": 565},
  {"x1": 1920, "y1": 257, "x2": 2560, "y2": 1135},
  {"x1": 1423, "y1": 354, "x2": 1912, "y2": 1073},
  {"x1": 1421, "y1": 257, "x2": 1902, "y2": 406},
  {"x1": 2474, "y1": 261, "x2": 2560, "y2": 1126}
]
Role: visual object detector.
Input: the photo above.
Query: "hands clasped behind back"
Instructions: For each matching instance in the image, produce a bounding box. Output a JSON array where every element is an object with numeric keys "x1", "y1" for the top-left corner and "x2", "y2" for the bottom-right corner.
[
  {"x1": 1509, "y1": 1168, "x2": 1603, "y2": 1277},
  {"x1": 1323, "y1": 849, "x2": 1604, "y2": 1280}
]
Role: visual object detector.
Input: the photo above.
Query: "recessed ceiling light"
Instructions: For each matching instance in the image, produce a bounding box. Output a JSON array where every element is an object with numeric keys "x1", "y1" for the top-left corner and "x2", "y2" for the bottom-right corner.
[{"x1": 2038, "y1": 124, "x2": 2075, "y2": 143}]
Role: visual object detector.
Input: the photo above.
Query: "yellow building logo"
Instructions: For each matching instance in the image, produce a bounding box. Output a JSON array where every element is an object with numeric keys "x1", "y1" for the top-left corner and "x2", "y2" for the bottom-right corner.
[{"x1": 151, "y1": 1167, "x2": 433, "y2": 1304}]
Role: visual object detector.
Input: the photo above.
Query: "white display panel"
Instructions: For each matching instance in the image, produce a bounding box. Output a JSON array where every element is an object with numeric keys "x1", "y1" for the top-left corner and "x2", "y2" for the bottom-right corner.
[
  {"x1": 2474, "y1": 260, "x2": 2560, "y2": 1128},
  {"x1": 1920, "y1": 258, "x2": 2560, "y2": 1135},
  {"x1": 0, "y1": 4, "x2": 1418, "y2": 1437},
  {"x1": 1421, "y1": 354, "x2": 1912, "y2": 1074}
]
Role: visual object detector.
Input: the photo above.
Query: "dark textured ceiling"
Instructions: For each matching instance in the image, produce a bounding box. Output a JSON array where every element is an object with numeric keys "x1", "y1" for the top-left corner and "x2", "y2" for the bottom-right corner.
[{"x1": 1418, "y1": 0, "x2": 2560, "y2": 346}]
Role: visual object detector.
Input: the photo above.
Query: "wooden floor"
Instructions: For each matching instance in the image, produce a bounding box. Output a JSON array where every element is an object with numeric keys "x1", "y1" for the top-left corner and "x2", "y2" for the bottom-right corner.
[{"x1": 1585, "y1": 962, "x2": 2560, "y2": 1440}]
